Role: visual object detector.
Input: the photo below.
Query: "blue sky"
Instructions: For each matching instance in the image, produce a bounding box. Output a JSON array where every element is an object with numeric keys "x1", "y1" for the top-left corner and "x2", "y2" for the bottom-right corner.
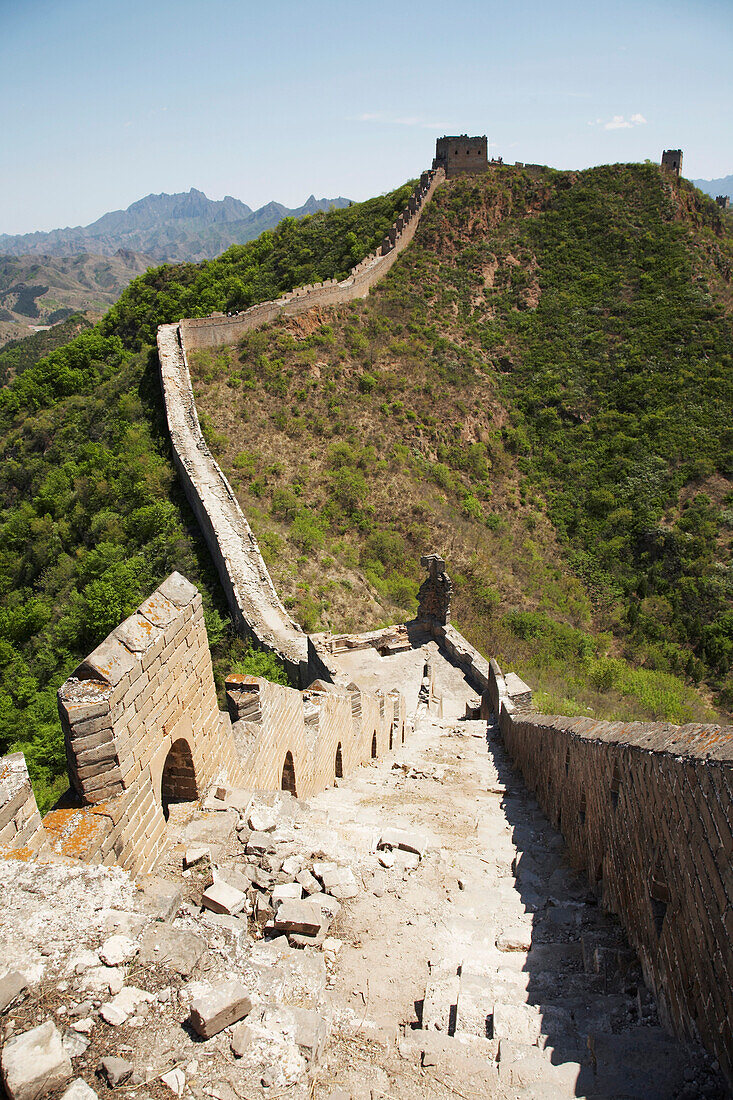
[{"x1": 1, "y1": 0, "x2": 731, "y2": 234}]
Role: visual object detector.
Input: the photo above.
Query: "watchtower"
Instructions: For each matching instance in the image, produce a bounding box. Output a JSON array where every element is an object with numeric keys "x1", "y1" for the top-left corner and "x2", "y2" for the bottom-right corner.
[
  {"x1": 433, "y1": 135, "x2": 488, "y2": 178},
  {"x1": 715, "y1": 195, "x2": 730, "y2": 210},
  {"x1": 661, "y1": 149, "x2": 683, "y2": 177}
]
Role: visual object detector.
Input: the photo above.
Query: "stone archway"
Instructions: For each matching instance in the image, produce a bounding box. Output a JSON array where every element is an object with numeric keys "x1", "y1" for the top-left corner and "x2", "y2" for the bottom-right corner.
[
  {"x1": 161, "y1": 737, "x2": 198, "y2": 821},
  {"x1": 282, "y1": 751, "x2": 297, "y2": 796}
]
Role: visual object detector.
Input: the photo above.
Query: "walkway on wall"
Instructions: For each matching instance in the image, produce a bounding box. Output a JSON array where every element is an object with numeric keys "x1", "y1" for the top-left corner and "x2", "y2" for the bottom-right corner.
[
  {"x1": 157, "y1": 323, "x2": 307, "y2": 674},
  {"x1": 297, "y1": 714, "x2": 722, "y2": 1097}
]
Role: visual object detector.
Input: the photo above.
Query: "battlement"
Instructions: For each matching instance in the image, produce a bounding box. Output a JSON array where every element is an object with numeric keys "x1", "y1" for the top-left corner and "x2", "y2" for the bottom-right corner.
[
  {"x1": 433, "y1": 135, "x2": 488, "y2": 178},
  {"x1": 661, "y1": 148, "x2": 683, "y2": 176}
]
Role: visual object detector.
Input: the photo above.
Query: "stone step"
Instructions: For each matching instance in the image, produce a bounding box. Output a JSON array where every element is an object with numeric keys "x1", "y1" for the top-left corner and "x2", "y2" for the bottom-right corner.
[
  {"x1": 422, "y1": 964, "x2": 459, "y2": 1034},
  {"x1": 497, "y1": 1040, "x2": 584, "y2": 1094}
]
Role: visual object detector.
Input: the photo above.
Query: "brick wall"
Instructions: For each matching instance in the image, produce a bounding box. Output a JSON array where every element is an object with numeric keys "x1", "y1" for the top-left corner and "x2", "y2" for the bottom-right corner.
[
  {"x1": 224, "y1": 675, "x2": 400, "y2": 797},
  {"x1": 489, "y1": 661, "x2": 733, "y2": 1084},
  {"x1": 0, "y1": 753, "x2": 45, "y2": 856},
  {"x1": 53, "y1": 572, "x2": 246, "y2": 875}
]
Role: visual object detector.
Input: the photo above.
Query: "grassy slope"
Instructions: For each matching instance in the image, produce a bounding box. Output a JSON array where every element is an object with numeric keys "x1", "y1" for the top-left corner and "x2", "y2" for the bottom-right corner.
[
  {"x1": 191, "y1": 164, "x2": 732, "y2": 722},
  {"x1": 0, "y1": 184, "x2": 413, "y2": 809}
]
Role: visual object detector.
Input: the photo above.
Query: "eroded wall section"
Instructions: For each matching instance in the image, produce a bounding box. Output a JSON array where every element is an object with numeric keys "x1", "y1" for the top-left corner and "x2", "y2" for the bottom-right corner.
[{"x1": 490, "y1": 662, "x2": 733, "y2": 1083}]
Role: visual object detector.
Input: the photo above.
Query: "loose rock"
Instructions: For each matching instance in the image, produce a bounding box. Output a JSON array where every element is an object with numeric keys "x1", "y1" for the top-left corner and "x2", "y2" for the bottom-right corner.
[
  {"x1": 1, "y1": 1021, "x2": 73, "y2": 1100},
  {"x1": 188, "y1": 980, "x2": 253, "y2": 1039}
]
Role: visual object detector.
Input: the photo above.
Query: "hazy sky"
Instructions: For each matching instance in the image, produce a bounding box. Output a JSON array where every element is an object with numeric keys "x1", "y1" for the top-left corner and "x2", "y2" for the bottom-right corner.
[{"x1": 1, "y1": 0, "x2": 731, "y2": 234}]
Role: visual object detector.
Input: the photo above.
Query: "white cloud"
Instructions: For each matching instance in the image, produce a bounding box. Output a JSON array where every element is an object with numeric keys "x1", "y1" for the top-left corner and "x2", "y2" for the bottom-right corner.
[
  {"x1": 589, "y1": 113, "x2": 648, "y2": 131},
  {"x1": 351, "y1": 112, "x2": 446, "y2": 130}
]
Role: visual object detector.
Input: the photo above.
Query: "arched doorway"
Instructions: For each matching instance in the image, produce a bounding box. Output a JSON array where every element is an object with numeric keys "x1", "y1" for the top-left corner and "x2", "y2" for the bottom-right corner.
[
  {"x1": 335, "y1": 743, "x2": 343, "y2": 779},
  {"x1": 161, "y1": 738, "x2": 197, "y2": 821},
  {"x1": 389, "y1": 727, "x2": 393, "y2": 750},
  {"x1": 371, "y1": 732, "x2": 377, "y2": 759},
  {"x1": 282, "y1": 751, "x2": 297, "y2": 796}
]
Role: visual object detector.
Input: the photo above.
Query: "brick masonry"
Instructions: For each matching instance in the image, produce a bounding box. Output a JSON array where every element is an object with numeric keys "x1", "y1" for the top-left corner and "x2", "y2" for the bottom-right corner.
[
  {"x1": 488, "y1": 660, "x2": 733, "y2": 1084},
  {"x1": 0, "y1": 753, "x2": 45, "y2": 856},
  {"x1": 155, "y1": 169, "x2": 444, "y2": 678}
]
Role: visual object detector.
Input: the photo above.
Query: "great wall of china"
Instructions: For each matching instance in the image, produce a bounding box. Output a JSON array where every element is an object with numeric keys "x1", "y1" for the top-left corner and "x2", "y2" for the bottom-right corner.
[{"x1": 0, "y1": 155, "x2": 731, "y2": 1094}]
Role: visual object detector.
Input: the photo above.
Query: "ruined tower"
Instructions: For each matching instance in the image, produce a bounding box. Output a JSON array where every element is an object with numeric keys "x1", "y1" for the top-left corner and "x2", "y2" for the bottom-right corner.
[
  {"x1": 661, "y1": 149, "x2": 683, "y2": 177},
  {"x1": 433, "y1": 135, "x2": 488, "y2": 178}
]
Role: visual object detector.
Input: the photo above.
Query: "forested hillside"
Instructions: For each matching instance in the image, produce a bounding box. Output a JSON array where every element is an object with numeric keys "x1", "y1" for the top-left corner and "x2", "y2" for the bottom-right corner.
[
  {"x1": 191, "y1": 165, "x2": 733, "y2": 721},
  {"x1": 0, "y1": 166, "x2": 731, "y2": 814},
  {"x1": 0, "y1": 185, "x2": 412, "y2": 808}
]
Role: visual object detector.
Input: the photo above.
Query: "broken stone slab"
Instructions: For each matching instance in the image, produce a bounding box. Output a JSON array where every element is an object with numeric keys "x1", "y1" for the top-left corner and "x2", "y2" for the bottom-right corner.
[
  {"x1": 101, "y1": 986, "x2": 156, "y2": 1027},
  {"x1": 138, "y1": 924, "x2": 206, "y2": 978},
  {"x1": 60, "y1": 1080, "x2": 98, "y2": 1100},
  {"x1": 281, "y1": 854, "x2": 302, "y2": 877},
  {"x1": 183, "y1": 847, "x2": 210, "y2": 870},
  {"x1": 321, "y1": 866, "x2": 358, "y2": 899},
  {"x1": 273, "y1": 900, "x2": 326, "y2": 937},
  {"x1": 188, "y1": 980, "x2": 253, "y2": 1039},
  {"x1": 202, "y1": 880, "x2": 248, "y2": 916},
  {"x1": 1, "y1": 1020, "x2": 73, "y2": 1100},
  {"x1": 0, "y1": 972, "x2": 28, "y2": 1014},
  {"x1": 492, "y1": 1002, "x2": 543, "y2": 1045},
  {"x1": 296, "y1": 869, "x2": 321, "y2": 895},
  {"x1": 254, "y1": 1006, "x2": 330, "y2": 1065},
  {"x1": 160, "y1": 1068, "x2": 185, "y2": 1096},
  {"x1": 248, "y1": 802, "x2": 278, "y2": 833},
  {"x1": 498, "y1": 1040, "x2": 582, "y2": 1092},
  {"x1": 230, "y1": 1021, "x2": 254, "y2": 1057},
  {"x1": 312, "y1": 860, "x2": 338, "y2": 880},
  {"x1": 60, "y1": 1029, "x2": 89, "y2": 1060},
  {"x1": 137, "y1": 875, "x2": 183, "y2": 922},
  {"x1": 98, "y1": 1003, "x2": 127, "y2": 1027},
  {"x1": 378, "y1": 828, "x2": 429, "y2": 858},
  {"x1": 271, "y1": 883, "x2": 303, "y2": 907},
  {"x1": 246, "y1": 831, "x2": 277, "y2": 856},
  {"x1": 98, "y1": 935, "x2": 138, "y2": 967},
  {"x1": 99, "y1": 1058, "x2": 133, "y2": 1087}
]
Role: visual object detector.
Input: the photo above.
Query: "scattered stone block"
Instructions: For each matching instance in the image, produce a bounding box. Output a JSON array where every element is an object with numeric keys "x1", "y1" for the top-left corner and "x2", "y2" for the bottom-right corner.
[
  {"x1": 1, "y1": 1020, "x2": 73, "y2": 1100},
  {"x1": 321, "y1": 866, "x2": 358, "y2": 899},
  {"x1": 188, "y1": 980, "x2": 253, "y2": 1039},
  {"x1": 99, "y1": 1004, "x2": 127, "y2": 1027},
  {"x1": 138, "y1": 925, "x2": 206, "y2": 977},
  {"x1": 0, "y1": 972, "x2": 28, "y2": 1014},
  {"x1": 246, "y1": 832, "x2": 276, "y2": 855},
  {"x1": 281, "y1": 855, "x2": 302, "y2": 876},
  {"x1": 183, "y1": 847, "x2": 210, "y2": 870},
  {"x1": 60, "y1": 1029, "x2": 89, "y2": 1059},
  {"x1": 202, "y1": 880, "x2": 247, "y2": 916},
  {"x1": 312, "y1": 861, "x2": 338, "y2": 880},
  {"x1": 230, "y1": 1021, "x2": 254, "y2": 1057},
  {"x1": 296, "y1": 869, "x2": 320, "y2": 895},
  {"x1": 272, "y1": 883, "x2": 303, "y2": 907},
  {"x1": 274, "y1": 900, "x2": 326, "y2": 937},
  {"x1": 378, "y1": 828, "x2": 428, "y2": 858},
  {"x1": 60, "y1": 1080, "x2": 97, "y2": 1100},
  {"x1": 98, "y1": 936, "x2": 138, "y2": 967},
  {"x1": 248, "y1": 803, "x2": 278, "y2": 833},
  {"x1": 69, "y1": 1019, "x2": 93, "y2": 1035},
  {"x1": 99, "y1": 1058, "x2": 133, "y2": 1087}
]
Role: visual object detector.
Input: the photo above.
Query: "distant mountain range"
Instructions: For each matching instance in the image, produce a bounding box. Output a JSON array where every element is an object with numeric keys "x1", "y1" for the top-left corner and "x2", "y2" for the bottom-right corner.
[
  {"x1": 0, "y1": 189, "x2": 352, "y2": 264},
  {"x1": 692, "y1": 175, "x2": 733, "y2": 201},
  {"x1": 0, "y1": 250, "x2": 153, "y2": 348}
]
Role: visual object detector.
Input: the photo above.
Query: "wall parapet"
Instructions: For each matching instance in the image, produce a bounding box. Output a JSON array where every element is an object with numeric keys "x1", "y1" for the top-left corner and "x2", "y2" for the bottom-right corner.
[
  {"x1": 491, "y1": 660, "x2": 733, "y2": 1084},
  {"x1": 157, "y1": 170, "x2": 444, "y2": 672},
  {"x1": 0, "y1": 753, "x2": 45, "y2": 856}
]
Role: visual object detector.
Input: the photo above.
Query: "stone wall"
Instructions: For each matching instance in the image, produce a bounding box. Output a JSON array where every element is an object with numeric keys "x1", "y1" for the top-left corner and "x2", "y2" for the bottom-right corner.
[
  {"x1": 156, "y1": 171, "x2": 444, "y2": 677},
  {"x1": 50, "y1": 572, "x2": 246, "y2": 875},
  {"x1": 225, "y1": 675, "x2": 406, "y2": 796},
  {"x1": 176, "y1": 168, "x2": 443, "y2": 352},
  {"x1": 489, "y1": 661, "x2": 733, "y2": 1083},
  {"x1": 0, "y1": 753, "x2": 45, "y2": 856}
]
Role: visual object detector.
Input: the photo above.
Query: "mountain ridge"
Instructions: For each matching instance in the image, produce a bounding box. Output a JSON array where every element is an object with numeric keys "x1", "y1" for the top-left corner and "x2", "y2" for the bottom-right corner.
[
  {"x1": 692, "y1": 174, "x2": 733, "y2": 200},
  {"x1": 0, "y1": 188, "x2": 352, "y2": 263}
]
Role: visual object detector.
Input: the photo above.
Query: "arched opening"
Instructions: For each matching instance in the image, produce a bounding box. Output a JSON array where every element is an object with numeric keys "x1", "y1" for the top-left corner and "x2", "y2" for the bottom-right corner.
[
  {"x1": 401, "y1": 723, "x2": 405, "y2": 744},
  {"x1": 389, "y1": 727, "x2": 393, "y2": 750},
  {"x1": 161, "y1": 738, "x2": 198, "y2": 822},
  {"x1": 281, "y1": 751, "x2": 297, "y2": 796},
  {"x1": 371, "y1": 732, "x2": 377, "y2": 759},
  {"x1": 335, "y1": 743, "x2": 343, "y2": 779}
]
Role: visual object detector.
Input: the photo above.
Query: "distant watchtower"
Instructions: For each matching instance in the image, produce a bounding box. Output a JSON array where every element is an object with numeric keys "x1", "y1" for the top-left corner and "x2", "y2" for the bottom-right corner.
[
  {"x1": 715, "y1": 195, "x2": 730, "y2": 210},
  {"x1": 433, "y1": 135, "x2": 488, "y2": 178},
  {"x1": 661, "y1": 149, "x2": 683, "y2": 177}
]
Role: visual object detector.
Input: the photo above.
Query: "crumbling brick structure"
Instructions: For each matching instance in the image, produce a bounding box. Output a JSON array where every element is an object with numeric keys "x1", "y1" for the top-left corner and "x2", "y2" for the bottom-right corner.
[
  {"x1": 417, "y1": 554, "x2": 453, "y2": 626},
  {"x1": 715, "y1": 195, "x2": 730, "y2": 210},
  {"x1": 433, "y1": 135, "x2": 488, "y2": 178},
  {"x1": 661, "y1": 149, "x2": 683, "y2": 176}
]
